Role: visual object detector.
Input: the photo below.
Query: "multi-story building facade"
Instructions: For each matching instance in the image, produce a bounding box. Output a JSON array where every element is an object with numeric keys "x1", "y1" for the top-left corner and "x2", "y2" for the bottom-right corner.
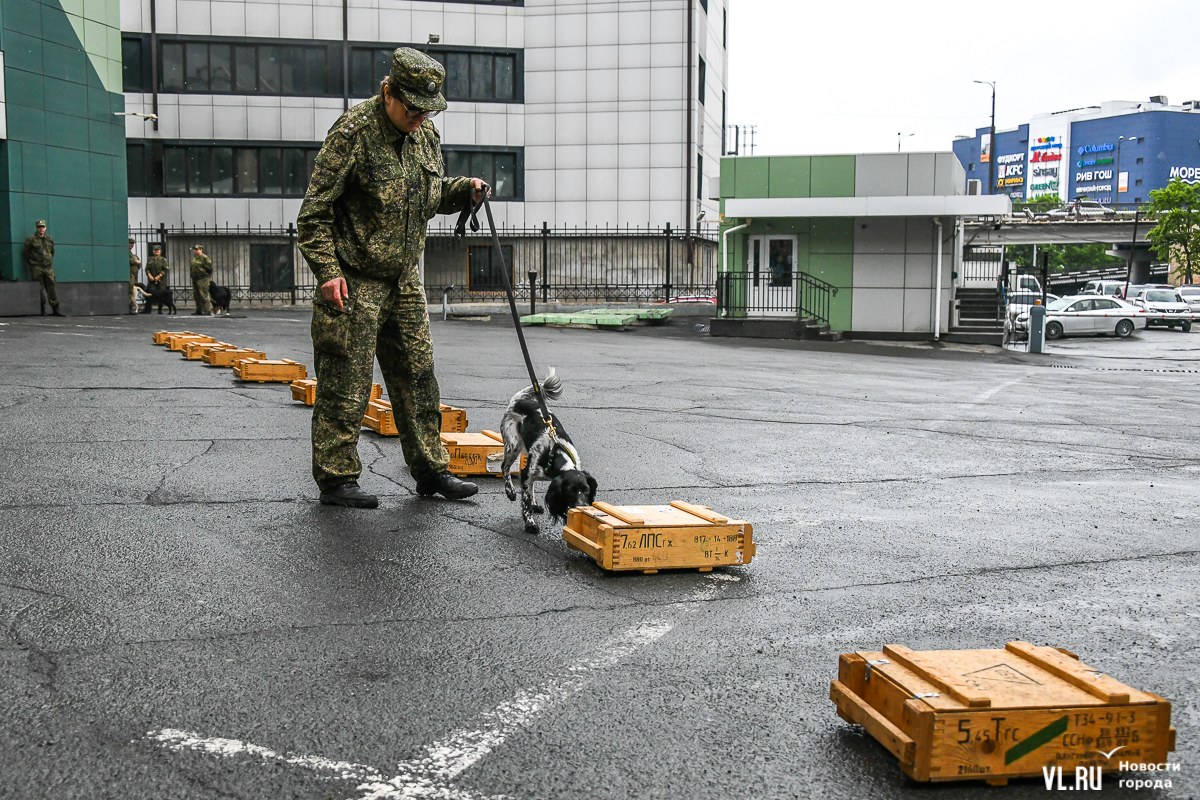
[
  {"x1": 120, "y1": 0, "x2": 729, "y2": 233},
  {"x1": 953, "y1": 97, "x2": 1200, "y2": 206}
]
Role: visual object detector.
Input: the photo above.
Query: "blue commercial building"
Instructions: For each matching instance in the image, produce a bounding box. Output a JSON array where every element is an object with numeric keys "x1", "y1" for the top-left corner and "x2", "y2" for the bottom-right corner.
[{"x1": 952, "y1": 98, "x2": 1200, "y2": 205}]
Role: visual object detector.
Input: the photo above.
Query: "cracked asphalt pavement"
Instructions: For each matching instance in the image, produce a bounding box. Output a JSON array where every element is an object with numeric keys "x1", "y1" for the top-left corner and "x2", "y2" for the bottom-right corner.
[{"x1": 1, "y1": 310, "x2": 1197, "y2": 799}]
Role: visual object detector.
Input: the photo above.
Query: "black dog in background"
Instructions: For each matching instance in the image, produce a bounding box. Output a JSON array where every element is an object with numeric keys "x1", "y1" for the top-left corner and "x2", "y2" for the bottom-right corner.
[
  {"x1": 500, "y1": 368, "x2": 597, "y2": 533},
  {"x1": 210, "y1": 284, "x2": 232, "y2": 316},
  {"x1": 136, "y1": 282, "x2": 176, "y2": 315}
]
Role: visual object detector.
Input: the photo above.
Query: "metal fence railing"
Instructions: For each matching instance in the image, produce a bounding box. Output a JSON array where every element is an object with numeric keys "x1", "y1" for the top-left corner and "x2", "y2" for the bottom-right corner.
[
  {"x1": 715, "y1": 270, "x2": 838, "y2": 324},
  {"x1": 130, "y1": 223, "x2": 720, "y2": 308}
]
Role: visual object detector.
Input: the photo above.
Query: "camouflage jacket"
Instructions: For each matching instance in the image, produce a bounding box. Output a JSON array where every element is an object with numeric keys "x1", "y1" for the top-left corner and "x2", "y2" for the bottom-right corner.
[
  {"x1": 297, "y1": 96, "x2": 473, "y2": 286},
  {"x1": 130, "y1": 252, "x2": 141, "y2": 281},
  {"x1": 146, "y1": 256, "x2": 169, "y2": 280},
  {"x1": 23, "y1": 235, "x2": 55, "y2": 269},
  {"x1": 190, "y1": 254, "x2": 213, "y2": 280}
]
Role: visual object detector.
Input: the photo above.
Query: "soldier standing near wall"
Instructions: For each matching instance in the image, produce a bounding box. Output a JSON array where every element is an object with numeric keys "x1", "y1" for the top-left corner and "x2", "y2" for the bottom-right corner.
[
  {"x1": 145, "y1": 244, "x2": 169, "y2": 289},
  {"x1": 128, "y1": 237, "x2": 141, "y2": 314},
  {"x1": 24, "y1": 220, "x2": 63, "y2": 317},
  {"x1": 297, "y1": 47, "x2": 488, "y2": 508},
  {"x1": 189, "y1": 244, "x2": 214, "y2": 316}
]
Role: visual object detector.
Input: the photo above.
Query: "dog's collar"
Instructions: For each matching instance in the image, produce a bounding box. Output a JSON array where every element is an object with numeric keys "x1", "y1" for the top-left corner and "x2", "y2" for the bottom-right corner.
[{"x1": 557, "y1": 440, "x2": 581, "y2": 470}]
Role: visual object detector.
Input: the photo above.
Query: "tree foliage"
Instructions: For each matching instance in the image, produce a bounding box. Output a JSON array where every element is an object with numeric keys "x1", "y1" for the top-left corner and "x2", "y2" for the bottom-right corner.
[
  {"x1": 1145, "y1": 178, "x2": 1200, "y2": 284},
  {"x1": 1006, "y1": 243, "x2": 1121, "y2": 271}
]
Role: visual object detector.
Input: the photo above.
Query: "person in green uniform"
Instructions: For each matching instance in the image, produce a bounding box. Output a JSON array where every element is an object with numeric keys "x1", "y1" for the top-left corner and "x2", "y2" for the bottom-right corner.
[
  {"x1": 128, "y1": 237, "x2": 141, "y2": 314},
  {"x1": 297, "y1": 47, "x2": 488, "y2": 508},
  {"x1": 189, "y1": 244, "x2": 214, "y2": 316},
  {"x1": 143, "y1": 244, "x2": 170, "y2": 314},
  {"x1": 24, "y1": 220, "x2": 63, "y2": 316}
]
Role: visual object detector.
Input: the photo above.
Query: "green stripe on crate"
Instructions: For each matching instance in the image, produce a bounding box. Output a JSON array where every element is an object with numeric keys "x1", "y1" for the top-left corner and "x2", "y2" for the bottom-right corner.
[{"x1": 1005, "y1": 715, "x2": 1068, "y2": 765}]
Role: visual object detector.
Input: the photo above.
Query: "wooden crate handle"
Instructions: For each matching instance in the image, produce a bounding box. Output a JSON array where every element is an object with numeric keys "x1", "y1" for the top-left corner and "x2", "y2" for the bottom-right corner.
[
  {"x1": 481, "y1": 430, "x2": 504, "y2": 443},
  {"x1": 1005, "y1": 642, "x2": 1131, "y2": 704},
  {"x1": 670, "y1": 500, "x2": 729, "y2": 523},
  {"x1": 592, "y1": 501, "x2": 644, "y2": 526},
  {"x1": 883, "y1": 644, "x2": 992, "y2": 708},
  {"x1": 830, "y1": 680, "x2": 916, "y2": 765},
  {"x1": 563, "y1": 527, "x2": 601, "y2": 559}
]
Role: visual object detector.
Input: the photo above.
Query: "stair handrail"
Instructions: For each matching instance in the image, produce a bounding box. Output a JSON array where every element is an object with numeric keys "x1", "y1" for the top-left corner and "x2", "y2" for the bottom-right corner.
[{"x1": 797, "y1": 270, "x2": 838, "y2": 326}]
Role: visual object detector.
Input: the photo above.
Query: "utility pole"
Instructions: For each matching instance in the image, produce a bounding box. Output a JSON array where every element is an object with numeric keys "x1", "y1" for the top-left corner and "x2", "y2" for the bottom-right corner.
[{"x1": 974, "y1": 80, "x2": 996, "y2": 195}]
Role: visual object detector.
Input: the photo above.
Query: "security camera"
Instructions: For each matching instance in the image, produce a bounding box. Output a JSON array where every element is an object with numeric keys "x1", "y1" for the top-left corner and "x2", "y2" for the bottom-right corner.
[{"x1": 429, "y1": 34, "x2": 440, "y2": 43}]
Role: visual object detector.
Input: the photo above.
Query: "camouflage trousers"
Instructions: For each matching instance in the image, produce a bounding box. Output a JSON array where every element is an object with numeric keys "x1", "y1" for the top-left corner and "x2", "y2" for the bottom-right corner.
[
  {"x1": 192, "y1": 278, "x2": 212, "y2": 314},
  {"x1": 32, "y1": 267, "x2": 58, "y2": 308},
  {"x1": 310, "y1": 273, "x2": 449, "y2": 490}
]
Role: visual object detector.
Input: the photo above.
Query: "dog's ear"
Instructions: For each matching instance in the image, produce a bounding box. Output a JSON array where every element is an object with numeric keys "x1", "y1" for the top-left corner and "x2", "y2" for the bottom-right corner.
[
  {"x1": 585, "y1": 473, "x2": 597, "y2": 504},
  {"x1": 544, "y1": 476, "x2": 568, "y2": 521}
]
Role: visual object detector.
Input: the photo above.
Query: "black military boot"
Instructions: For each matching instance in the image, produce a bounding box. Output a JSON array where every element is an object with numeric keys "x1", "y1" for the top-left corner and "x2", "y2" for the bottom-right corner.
[
  {"x1": 51, "y1": 305, "x2": 64, "y2": 317},
  {"x1": 40, "y1": 302, "x2": 46, "y2": 316},
  {"x1": 415, "y1": 470, "x2": 478, "y2": 500},
  {"x1": 319, "y1": 481, "x2": 379, "y2": 508}
]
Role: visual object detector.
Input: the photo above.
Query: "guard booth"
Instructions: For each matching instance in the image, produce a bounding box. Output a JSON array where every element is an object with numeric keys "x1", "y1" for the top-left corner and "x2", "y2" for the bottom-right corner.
[{"x1": 713, "y1": 153, "x2": 1010, "y2": 340}]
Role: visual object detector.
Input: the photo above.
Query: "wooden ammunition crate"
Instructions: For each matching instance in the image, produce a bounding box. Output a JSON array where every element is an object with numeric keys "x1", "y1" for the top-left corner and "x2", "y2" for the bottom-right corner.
[
  {"x1": 204, "y1": 347, "x2": 266, "y2": 367},
  {"x1": 440, "y1": 403, "x2": 468, "y2": 432},
  {"x1": 563, "y1": 501, "x2": 754, "y2": 574},
  {"x1": 363, "y1": 399, "x2": 398, "y2": 436},
  {"x1": 182, "y1": 341, "x2": 233, "y2": 360},
  {"x1": 370, "y1": 383, "x2": 383, "y2": 401},
  {"x1": 440, "y1": 431, "x2": 525, "y2": 477},
  {"x1": 153, "y1": 330, "x2": 195, "y2": 345},
  {"x1": 166, "y1": 333, "x2": 216, "y2": 351},
  {"x1": 830, "y1": 642, "x2": 1176, "y2": 786},
  {"x1": 232, "y1": 358, "x2": 308, "y2": 383},
  {"x1": 290, "y1": 379, "x2": 317, "y2": 405}
]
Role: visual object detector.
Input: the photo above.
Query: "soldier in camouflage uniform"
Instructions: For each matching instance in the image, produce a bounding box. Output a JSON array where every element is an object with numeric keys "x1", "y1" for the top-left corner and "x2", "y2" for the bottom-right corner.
[
  {"x1": 189, "y1": 244, "x2": 214, "y2": 316},
  {"x1": 129, "y1": 237, "x2": 141, "y2": 314},
  {"x1": 24, "y1": 220, "x2": 64, "y2": 316},
  {"x1": 298, "y1": 47, "x2": 488, "y2": 508},
  {"x1": 145, "y1": 244, "x2": 169, "y2": 288}
]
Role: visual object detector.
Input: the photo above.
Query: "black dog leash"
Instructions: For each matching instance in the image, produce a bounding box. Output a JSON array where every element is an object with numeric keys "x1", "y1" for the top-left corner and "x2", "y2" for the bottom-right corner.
[{"x1": 455, "y1": 187, "x2": 557, "y2": 431}]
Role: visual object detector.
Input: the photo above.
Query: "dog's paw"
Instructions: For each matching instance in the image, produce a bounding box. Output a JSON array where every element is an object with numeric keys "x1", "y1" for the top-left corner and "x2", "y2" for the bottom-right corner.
[
  {"x1": 523, "y1": 520, "x2": 540, "y2": 534},
  {"x1": 530, "y1": 503, "x2": 544, "y2": 514}
]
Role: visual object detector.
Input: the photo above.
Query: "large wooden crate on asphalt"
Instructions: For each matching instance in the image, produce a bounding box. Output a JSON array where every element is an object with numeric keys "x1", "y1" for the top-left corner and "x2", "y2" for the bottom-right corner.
[
  {"x1": 166, "y1": 333, "x2": 216, "y2": 351},
  {"x1": 153, "y1": 330, "x2": 195, "y2": 345},
  {"x1": 232, "y1": 358, "x2": 308, "y2": 383},
  {"x1": 290, "y1": 379, "x2": 318, "y2": 405},
  {"x1": 440, "y1": 403, "x2": 468, "y2": 432},
  {"x1": 183, "y1": 341, "x2": 233, "y2": 360},
  {"x1": 440, "y1": 431, "x2": 525, "y2": 476},
  {"x1": 829, "y1": 642, "x2": 1176, "y2": 786},
  {"x1": 563, "y1": 501, "x2": 754, "y2": 574},
  {"x1": 363, "y1": 399, "x2": 398, "y2": 435},
  {"x1": 204, "y1": 347, "x2": 266, "y2": 367}
]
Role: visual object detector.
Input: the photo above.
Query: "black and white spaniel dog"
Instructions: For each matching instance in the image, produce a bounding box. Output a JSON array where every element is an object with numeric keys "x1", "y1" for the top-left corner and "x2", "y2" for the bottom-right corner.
[{"x1": 500, "y1": 368, "x2": 597, "y2": 533}]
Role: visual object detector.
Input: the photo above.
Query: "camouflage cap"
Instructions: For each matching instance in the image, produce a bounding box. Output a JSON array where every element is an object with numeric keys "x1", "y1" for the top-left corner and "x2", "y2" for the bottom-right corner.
[
  {"x1": 192, "y1": 243, "x2": 204, "y2": 250},
  {"x1": 129, "y1": 237, "x2": 136, "y2": 243},
  {"x1": 151, "y1": 242, "x2": 162, "y2": 250},
  {"x1": 35, "y1": 220, "x2": 47, "y2": 227},
  {"x1": 388, "y1": 47, "x2": 447, "y2": 113}
]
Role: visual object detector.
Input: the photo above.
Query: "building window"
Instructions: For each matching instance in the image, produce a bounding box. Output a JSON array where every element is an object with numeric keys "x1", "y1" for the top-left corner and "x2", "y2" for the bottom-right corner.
[
  {"x1": 697, "y1": 57, "x2": 706, "y2": 105},
  {"x1": 122, "y1": 36, "x2": 147, "y2": 92},
  {"x1": 697, "y1": 154, "x2": 704, "y2": 200},
  {"x1": 1136, "y1": 157, "x2": 1144, "y2": 164},
  {"x1": 128, "y1": 140, "x2": 320, "y2": 197},
  {"x1": 468, "y1": 244, "x2": 513, "y2": 290},
  {"x1": 1135, "y1": 178, "x2": 1143, "y2": 186},
  {"x1": 352, "y1": 45, "x2": 521, "y2": 102},
  {"x1": 968, "y1": 163, "x2": 975, "y2": 171},
  {"x1": 443, "y1": 147, "x2": 523, "y2": 200},
  {"x1": 723, "y1": 8, "x2": 728, "y2": 48},
  {"x1": 721, "y1": 91, "x2": 726, "y2": 154},
  {"x1": 159, "y1": 39, "x2": 333, "y2": 95}
]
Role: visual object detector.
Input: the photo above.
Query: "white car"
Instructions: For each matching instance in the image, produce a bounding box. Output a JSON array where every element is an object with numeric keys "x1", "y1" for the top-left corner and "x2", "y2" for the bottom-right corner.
[
  {"x1": 1014, "y1": 295, "x2": 1147, "y2": 339},
  {"x1": 1047, "y1": 200, "x2": 1117, "y2": 219},
  {"x1": 1177, "y1": 284, "x2": 1200, "y2": 313},
  {"x1": 1081, "y1": 279, "x2": 1129, "y2": 297},
  {"x1": 1006, "y1": 291, "x2": 1059, "y2": 320},
  {"x1": 1129, "y1": 288, "x2": 1195, "y2": 331}
]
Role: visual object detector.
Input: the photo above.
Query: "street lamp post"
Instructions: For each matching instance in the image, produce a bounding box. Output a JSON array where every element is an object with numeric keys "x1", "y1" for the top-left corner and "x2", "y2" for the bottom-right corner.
[
  {"x1": 974, "y1": 80, "x2": 996, "y2": 195},
  {"x1": 897, "y1": 132, "x2": 915, "y2": 152}
]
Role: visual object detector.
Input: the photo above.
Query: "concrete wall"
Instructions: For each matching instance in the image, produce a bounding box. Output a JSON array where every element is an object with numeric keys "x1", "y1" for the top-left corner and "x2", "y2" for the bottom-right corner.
[{"x1": 0, "y1": 280, "x2": 128, "y2": 315}]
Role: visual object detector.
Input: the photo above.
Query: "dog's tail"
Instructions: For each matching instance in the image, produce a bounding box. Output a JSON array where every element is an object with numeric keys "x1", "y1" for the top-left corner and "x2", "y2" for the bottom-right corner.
[{"x1": 540, "y1": 367, "x2": 563, "y2": 400}]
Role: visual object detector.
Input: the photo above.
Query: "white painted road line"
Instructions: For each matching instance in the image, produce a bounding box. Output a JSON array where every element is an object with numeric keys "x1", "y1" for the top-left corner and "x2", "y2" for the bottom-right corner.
[{"x1": 143, "y1": 619, "x2": 673, "y2": 800}]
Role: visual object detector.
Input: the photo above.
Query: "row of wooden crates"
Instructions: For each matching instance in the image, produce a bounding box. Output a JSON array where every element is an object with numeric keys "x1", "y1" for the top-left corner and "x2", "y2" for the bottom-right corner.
[{"x1": 153, "y1": 331, "x2": 308, "y2": 382}]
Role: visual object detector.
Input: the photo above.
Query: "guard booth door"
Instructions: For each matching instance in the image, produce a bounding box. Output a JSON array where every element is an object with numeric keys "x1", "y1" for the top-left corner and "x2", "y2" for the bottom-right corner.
[{"x1": 747, "y1": 235, "x2": 798, "y2": 316}]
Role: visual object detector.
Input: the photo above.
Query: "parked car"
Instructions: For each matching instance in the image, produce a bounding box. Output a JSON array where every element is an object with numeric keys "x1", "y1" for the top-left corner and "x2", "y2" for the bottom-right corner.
[
  {"x1": 1014, "y1": 295, "x2": 1147, "y2": 339},
  {"x1": 1082, "y1": 279, "x2": 1129, "y2": 297},
  {"x1": 1128, "y1": 288, "x2": 1195, "y2": 331},
  {"x1": 1007, "y1": 273, "x2": 1043, "y2": 294},
  {"x1": 1178, "y1": 284, "x2": 1200, "y2": 313},
  {"x1": 1006, "y1": 291, "x2": 1059, "y2": 319}
]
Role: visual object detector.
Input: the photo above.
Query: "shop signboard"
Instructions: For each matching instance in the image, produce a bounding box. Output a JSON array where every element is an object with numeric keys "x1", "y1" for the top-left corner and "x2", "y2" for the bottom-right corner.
[{"x1": 1026, "y1": 116, "x2": 1071, "y2": 201}]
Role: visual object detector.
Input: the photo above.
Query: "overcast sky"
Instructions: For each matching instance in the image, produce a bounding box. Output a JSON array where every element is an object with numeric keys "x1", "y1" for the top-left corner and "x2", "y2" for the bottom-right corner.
[{"x1": 725, "y1": 0, "x2": 1200, "y2": 156}]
